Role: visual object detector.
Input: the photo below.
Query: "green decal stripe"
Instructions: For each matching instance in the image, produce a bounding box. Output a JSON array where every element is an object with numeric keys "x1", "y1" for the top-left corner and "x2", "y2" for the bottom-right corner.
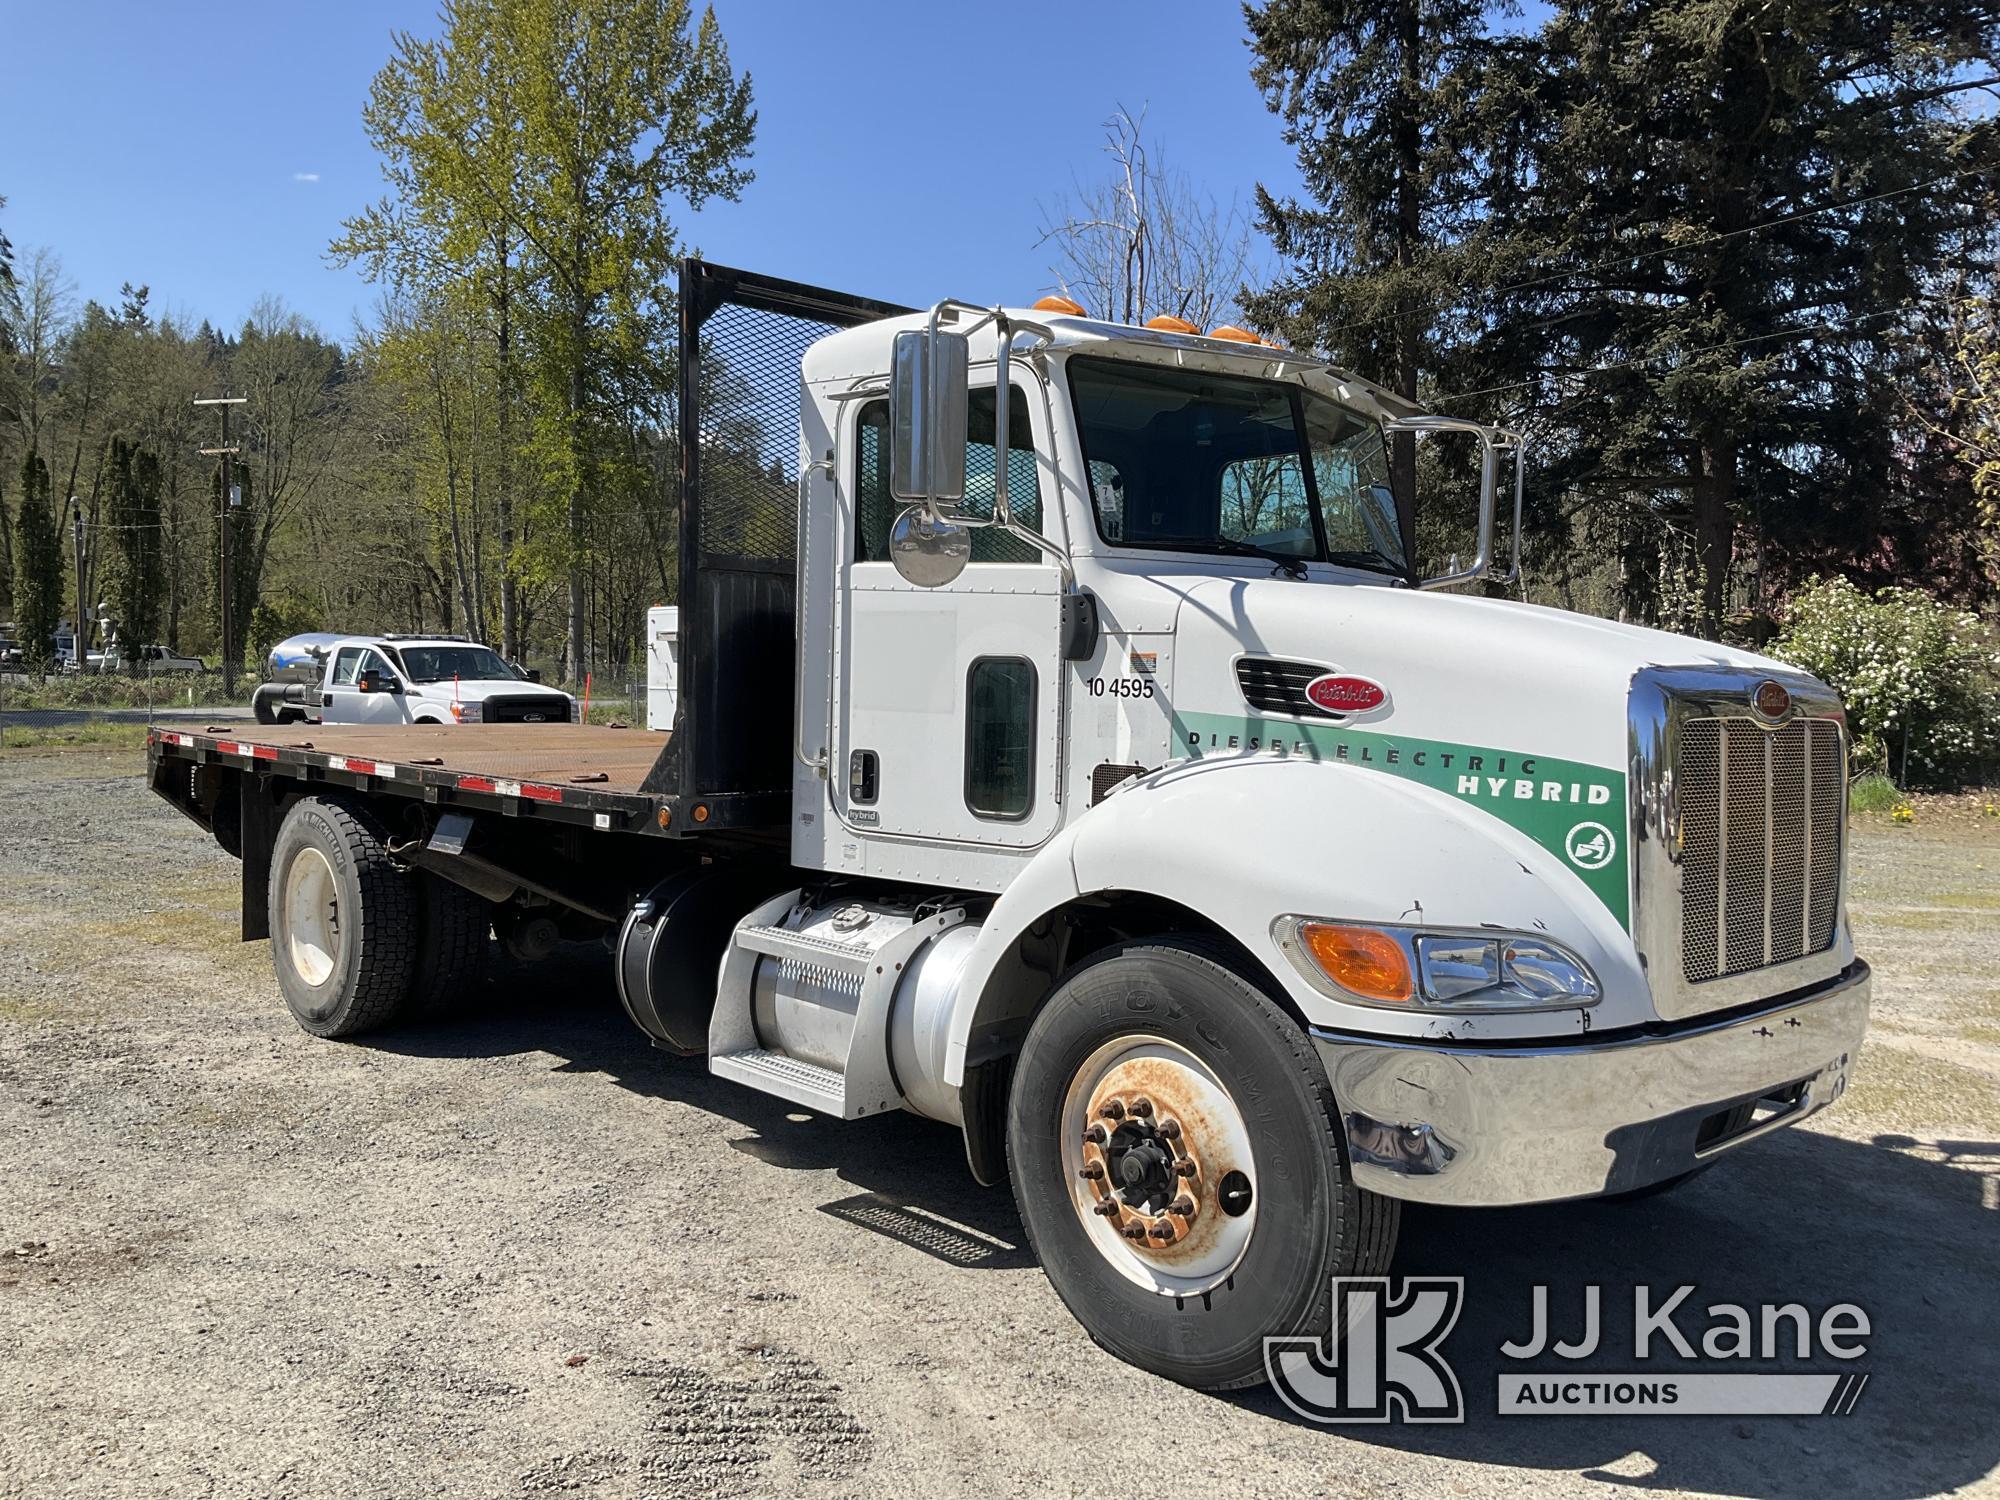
[{"x1": 1176, "y1": 710, "x2": 1630, "y2": 928}]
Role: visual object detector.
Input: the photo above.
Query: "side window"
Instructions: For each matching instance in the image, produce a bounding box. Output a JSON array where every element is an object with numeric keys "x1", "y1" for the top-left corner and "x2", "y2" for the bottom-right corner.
[
  {"x1": 359, "y1": 649, "x2": 398, "y2": 682},
  {"x1": 1305, "y1": 406, "x2": 1403, "y2": 562},
  {"x1": 854, "y1": 388, "x2": 1042, "y2": 564},
  {"x1": 965, "y1": 657, "x2": 1036, "y2": 820},
  {"x1": 330, "y1": 648, "x2": 364, "y2": 686}
]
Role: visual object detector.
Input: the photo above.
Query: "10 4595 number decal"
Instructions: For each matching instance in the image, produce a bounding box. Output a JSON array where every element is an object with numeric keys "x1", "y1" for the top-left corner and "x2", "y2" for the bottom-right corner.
[{"x1": 1087, "y1": 677, "x2": 1155, "y2": 699}]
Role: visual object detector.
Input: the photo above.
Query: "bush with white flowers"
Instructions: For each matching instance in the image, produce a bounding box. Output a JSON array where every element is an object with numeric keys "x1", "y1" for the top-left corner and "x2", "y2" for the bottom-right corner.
[{"x1": 1772, "y1": 577, "x2": 1998, "y2": 784}]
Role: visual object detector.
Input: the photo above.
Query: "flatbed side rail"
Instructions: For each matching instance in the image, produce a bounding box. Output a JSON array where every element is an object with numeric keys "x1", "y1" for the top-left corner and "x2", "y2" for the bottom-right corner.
[{"x1": 146, "y1": 728, "x2": 672, "y2": 837}]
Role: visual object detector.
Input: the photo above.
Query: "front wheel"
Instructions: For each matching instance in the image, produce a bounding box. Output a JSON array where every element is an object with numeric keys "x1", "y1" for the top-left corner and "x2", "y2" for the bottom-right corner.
[{"x1": 1008, "y1": 940, "x2": 1398, "y2": 1390}]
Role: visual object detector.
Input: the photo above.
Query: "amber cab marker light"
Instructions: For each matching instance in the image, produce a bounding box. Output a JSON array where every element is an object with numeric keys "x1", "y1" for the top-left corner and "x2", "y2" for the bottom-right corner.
[
  {"x1": 1298, "y1": 922, "x2": 1414, "y2": 1004},
  {"x1": 1207, "y1": 325, "x2": 1262, "y2": 344},
  {"x1": 1145, "y1": 314, "x2": 1199, "y2": 334},
  {"x1": 1034, "y1": 294, "x2": 1086, "y2": 316}
]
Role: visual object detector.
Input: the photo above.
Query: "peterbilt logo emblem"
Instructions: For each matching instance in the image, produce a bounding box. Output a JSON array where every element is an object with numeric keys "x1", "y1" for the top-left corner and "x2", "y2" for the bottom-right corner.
[
  {"x1": 1306, "y1": 674, "x2": 1388, "y2": 715},
  {"x1": 1752, "y1": 680, "x2": 1792, "y2": 719}
]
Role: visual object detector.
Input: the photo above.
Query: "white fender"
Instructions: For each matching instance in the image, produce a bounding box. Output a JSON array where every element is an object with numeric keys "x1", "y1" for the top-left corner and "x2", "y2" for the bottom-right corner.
[{"x1": 942, "y1": 754, "x2": 1649, "y2": 1087}]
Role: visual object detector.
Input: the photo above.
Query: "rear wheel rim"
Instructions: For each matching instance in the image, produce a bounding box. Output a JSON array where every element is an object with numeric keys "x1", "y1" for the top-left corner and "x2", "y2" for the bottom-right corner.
[
  {"x1": 284, "y1": 846, "x2": 341, "y2": 988},
  {"x1": 1059, "y1": 1034, "x2": 1259, "y2": 1298}
]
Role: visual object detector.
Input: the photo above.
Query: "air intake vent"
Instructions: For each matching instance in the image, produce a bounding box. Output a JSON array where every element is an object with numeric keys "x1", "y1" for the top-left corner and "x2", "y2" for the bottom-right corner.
[
  {"x1": 1091, "y1": 763, "x2": 1147, "y2": 805},
  {"x1": 1237, "y1": 658, "x2": 1338, "y2": 718}
]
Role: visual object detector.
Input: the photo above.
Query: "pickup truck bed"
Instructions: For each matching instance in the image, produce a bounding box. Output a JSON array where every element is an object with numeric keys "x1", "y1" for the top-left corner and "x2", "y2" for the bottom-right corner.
[{"x1": 148, "y1": 721, "x2": 678, "y2": 836}]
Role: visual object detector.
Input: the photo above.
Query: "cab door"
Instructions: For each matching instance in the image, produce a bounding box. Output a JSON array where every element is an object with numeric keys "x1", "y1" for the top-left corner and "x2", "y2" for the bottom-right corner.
[
  {"x1": 832, "y1": 381, "x2": 1064, "y2": 849},
  {"x1": 323, "y1": 646, "x2": 412, "y2": 725}
]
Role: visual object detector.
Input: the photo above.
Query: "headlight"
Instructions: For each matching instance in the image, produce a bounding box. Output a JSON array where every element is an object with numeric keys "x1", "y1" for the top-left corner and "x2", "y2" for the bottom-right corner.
[
  {"x1": 450, "y1": 700, "x2": 482, "y2": 723},
  {"x1": 1275, "y1": 917, "x2": 1600, "y2": 1012}
]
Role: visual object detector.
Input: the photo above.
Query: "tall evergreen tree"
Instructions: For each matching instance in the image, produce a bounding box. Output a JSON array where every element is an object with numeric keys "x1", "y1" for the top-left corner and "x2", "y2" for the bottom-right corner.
[
  {"x1": 1480, "y1": 0, "x2": 1999, "y2": 632},
  {"x1": 14, "y1": 451, "x2": 64, "y2": 670},
  {"x1": 109, "y1": 439, "x2": 164, "y2": 654},
  {"x1": 1244, "y1": 0, "x2": 1499, "y2": 515}
]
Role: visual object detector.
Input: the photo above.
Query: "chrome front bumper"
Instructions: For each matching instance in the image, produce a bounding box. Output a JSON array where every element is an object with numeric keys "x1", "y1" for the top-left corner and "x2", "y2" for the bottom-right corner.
[{"x1": 1311, "y1": 960, "x2": 1871, "y2": 1207}]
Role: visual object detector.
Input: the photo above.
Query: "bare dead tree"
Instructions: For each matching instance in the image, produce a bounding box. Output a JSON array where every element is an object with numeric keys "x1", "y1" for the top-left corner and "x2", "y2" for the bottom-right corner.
[{"x1": 1036, "y1": 105, "x2": 1258, "y2": 331}]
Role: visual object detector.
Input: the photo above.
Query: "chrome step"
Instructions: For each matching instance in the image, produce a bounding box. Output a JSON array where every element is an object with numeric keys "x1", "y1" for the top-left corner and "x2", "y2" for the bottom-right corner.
[
  {"x1": 733, "y1": 921, "x2": 876, "y2": 980},
  {"x1": 709, "y1": 1047, "x2": 850, "y2": 1116}
]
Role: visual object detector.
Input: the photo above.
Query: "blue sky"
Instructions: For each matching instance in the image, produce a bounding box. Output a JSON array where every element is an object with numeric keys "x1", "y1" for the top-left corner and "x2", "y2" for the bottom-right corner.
[{"x1": 1, "y1": 0, "x2": 1302, "y2": 340}]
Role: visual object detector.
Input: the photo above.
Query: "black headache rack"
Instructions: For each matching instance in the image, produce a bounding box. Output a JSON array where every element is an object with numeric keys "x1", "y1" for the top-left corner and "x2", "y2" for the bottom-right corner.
[{"x1": 638, "y1": 258, "x2": 911, "y2": 833}]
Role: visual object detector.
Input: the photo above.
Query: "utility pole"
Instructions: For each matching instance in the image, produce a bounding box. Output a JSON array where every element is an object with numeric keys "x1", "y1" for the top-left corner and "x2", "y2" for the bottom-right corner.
[
  {"x1": 196, "y1": 396, "x2": 248, "y2": 696},
  {"x1": 70, "y1": 498, "x2": 86, "y2": 670}
]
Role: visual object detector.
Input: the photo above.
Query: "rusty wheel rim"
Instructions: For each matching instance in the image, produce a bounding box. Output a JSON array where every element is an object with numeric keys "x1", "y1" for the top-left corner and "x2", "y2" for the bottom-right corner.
[{"x1": 1059, "y1": 1034, "x2": 1258, "y2": 1297}]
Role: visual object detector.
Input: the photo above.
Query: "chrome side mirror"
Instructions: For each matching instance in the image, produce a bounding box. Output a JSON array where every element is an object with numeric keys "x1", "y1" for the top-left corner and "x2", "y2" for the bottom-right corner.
[
  {"x1": 1388, "y1": 414, "x2": 1525, "y2": 590},
  {"x1": 890, "y1": 327, "x2": 969, "y2": 512},
  {"x1": 888, "y1": 504, "x2": 971, "y2": 588}
]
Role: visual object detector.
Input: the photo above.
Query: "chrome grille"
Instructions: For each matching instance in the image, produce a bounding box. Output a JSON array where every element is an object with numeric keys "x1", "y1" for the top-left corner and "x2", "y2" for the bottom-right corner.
[{"x1": 1678, "y1": 716, "x2": 1843, "y2": 984}]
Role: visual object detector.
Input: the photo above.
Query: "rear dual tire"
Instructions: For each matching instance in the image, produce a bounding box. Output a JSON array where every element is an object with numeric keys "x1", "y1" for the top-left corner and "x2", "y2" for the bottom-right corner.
[
  {"x1": 1008, "y1": 940, "x2": 1399, "y2": 1391},
  {"x1": 268, "y1": 797, "x2": 490, "y2": 1037}
]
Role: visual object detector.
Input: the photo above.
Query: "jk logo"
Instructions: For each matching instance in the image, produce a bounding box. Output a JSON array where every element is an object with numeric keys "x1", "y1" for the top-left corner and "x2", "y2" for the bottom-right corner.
[{"x1": 1265, "y1": 1277, "x2": 1466, "y2": 1424}]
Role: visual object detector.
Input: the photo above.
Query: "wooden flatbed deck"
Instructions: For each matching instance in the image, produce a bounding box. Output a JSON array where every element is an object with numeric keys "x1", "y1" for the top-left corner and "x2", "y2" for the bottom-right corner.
[{"x1": 149, "y1": 721, "x2": 685, "y2": 836}]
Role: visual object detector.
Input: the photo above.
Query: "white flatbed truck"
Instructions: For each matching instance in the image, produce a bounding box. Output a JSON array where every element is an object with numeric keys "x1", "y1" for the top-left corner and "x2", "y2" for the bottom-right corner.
[{"x1": 148, "y1": 259, "x2": 1870, "y2": 1390}]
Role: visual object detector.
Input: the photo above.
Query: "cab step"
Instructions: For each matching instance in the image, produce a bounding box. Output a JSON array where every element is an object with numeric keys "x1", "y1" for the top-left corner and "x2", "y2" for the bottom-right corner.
[{"x1": 708, "y1": 1047, "x2": 848, "y2": 1116}]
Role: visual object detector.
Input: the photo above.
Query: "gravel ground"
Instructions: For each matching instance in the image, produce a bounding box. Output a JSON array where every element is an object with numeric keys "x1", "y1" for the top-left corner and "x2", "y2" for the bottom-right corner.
[{"x1": 2, "y1": 748, "x2": 1996, "y2": 1500}]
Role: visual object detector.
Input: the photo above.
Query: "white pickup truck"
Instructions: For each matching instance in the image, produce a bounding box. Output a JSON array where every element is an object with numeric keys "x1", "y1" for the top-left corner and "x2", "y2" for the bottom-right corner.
[{"x1": 251, "y1": 633, "x2": 576, "y2": 727}]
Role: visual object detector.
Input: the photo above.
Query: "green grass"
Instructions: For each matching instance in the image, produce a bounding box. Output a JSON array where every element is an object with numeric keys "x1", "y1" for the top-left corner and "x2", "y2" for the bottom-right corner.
[
  {"x1": 0, "y1": 721, "x2": 152, "y2": 752},
  {"x1": 1850, "y1": 773, "x2": 1901, "y2": 814}
]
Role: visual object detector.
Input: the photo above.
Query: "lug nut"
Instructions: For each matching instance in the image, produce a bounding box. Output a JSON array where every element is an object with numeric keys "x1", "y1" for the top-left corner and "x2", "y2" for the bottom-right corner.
[
  {"x1": 1122, "y1": 1223, "x2": 1147, "y2": 1240},
  {"x1": 1155, "y1": 1118, "x2": 1180, "y2": 1140},
  {"x1": 1083, "y1": 1125, "x2": 1107, "y2": 1146},
  {"x1": 1098, "y1": 1098, "x2": 1125, "y2": 1121},
  {"x1": 1175, "y1": 1160, "x2": 1198, "y2": 1178},
  {"x1": 1169, "y1": 1196, "x2": 1195, "y2": 1218},
  {"x1": 1149, "y1": 1224, "x2": 1175, "y2": 1241},
  {"x1": 1129, "y1": 1097, "x2": 1154, "y2": 1118},
  {"x1": 1078, "y1": 1162, "x2": 1104, "y2": 1181},
  {"x1": 1092, "y1": 1199, "x2": 1120, "y2": 1217}
]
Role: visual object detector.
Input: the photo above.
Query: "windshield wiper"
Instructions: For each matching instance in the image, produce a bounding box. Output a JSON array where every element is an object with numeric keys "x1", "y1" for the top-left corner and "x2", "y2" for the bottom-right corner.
[
  {"x1": 1323, "y1": 548, "x2": 1404, "y2": 577},
  {"x1": 1150, "y1": 537, "x2": 1311, "y2": 580}
]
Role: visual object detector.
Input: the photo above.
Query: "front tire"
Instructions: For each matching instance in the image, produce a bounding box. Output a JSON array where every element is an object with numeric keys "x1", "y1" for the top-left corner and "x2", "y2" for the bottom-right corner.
[
  {"x1": 268, "y1": 797, "x2": 418, "y2": 1037},
  {"x1": 1008, "y1": 940, "x2": 1398, "y2": 1390}
]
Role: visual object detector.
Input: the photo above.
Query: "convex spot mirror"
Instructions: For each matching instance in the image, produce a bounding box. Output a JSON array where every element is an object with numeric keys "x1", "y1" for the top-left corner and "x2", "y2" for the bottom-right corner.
[
  {"x1": 889, "y1": 504, "x2": 971, "y2": 588},
  {"x1": 890, "y1": 327, "x2": 969, "y2": 508}
]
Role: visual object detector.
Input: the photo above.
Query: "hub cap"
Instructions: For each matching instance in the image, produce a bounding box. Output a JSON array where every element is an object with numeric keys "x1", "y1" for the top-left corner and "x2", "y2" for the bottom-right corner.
[
  {"x1": 284, "y1": 847, "x2": 341, "y2": 988},
  {"x1": 1059, "y1": 1035, "x2": 1258, "y2": 1297}
]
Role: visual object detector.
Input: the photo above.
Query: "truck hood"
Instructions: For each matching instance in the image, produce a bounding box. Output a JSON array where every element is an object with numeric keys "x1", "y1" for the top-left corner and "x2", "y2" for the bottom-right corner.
[
  {"x1": 1168, "y1": 578, "x2": 1822, "y2": 928},
  {"x1": 1171, "y1": 577, "x2": 1785, "y2": 772},
  {"x1": 409, "y1": 678, "x2": 573, "y2": 705}
]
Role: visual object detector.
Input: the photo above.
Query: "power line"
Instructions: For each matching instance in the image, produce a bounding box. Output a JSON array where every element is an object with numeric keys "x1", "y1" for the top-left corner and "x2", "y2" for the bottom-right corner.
[
  {"x1": 1445, "y1": 303, "x2": 1908, "y2": 401},
  {"x1": 1304, "y1": 166, "x2": 1983, "y2": 345}
]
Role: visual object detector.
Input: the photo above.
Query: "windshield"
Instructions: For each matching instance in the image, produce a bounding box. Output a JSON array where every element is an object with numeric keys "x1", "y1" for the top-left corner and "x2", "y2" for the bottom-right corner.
[
  {"x1": 1067, "y1": 356, "x2": 1407, "y2": 576},
  {"x1": 396, "y1": 645, "x2": 520, "y2": 684}
]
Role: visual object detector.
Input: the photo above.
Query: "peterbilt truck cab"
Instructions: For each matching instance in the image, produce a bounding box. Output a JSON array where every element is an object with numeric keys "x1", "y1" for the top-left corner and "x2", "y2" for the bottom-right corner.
[{"x1": 152, "y1": 261, "x2": 1868, "y2": 1392}]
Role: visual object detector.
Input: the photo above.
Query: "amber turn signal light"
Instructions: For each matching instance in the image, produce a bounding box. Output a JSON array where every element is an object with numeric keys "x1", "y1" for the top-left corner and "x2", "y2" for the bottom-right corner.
[{"x1": 1296, "y1": 922, "x2": 1414, "y2": 1004}]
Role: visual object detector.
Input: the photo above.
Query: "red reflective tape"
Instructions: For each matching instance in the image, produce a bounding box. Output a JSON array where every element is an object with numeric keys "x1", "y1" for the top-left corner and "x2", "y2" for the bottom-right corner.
[
  {"x1": 457, "y1": 775, "x2": 498, "y2": 794},
  {"x1": 249, "y1": 745, "x2": 279, "y2": 760},
  {"x1": 217, "y1": 741, "x2": 244, "y2": 756},
  {"x1": 519, "y1": 782, "x2": 563, "y2": 804}
]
